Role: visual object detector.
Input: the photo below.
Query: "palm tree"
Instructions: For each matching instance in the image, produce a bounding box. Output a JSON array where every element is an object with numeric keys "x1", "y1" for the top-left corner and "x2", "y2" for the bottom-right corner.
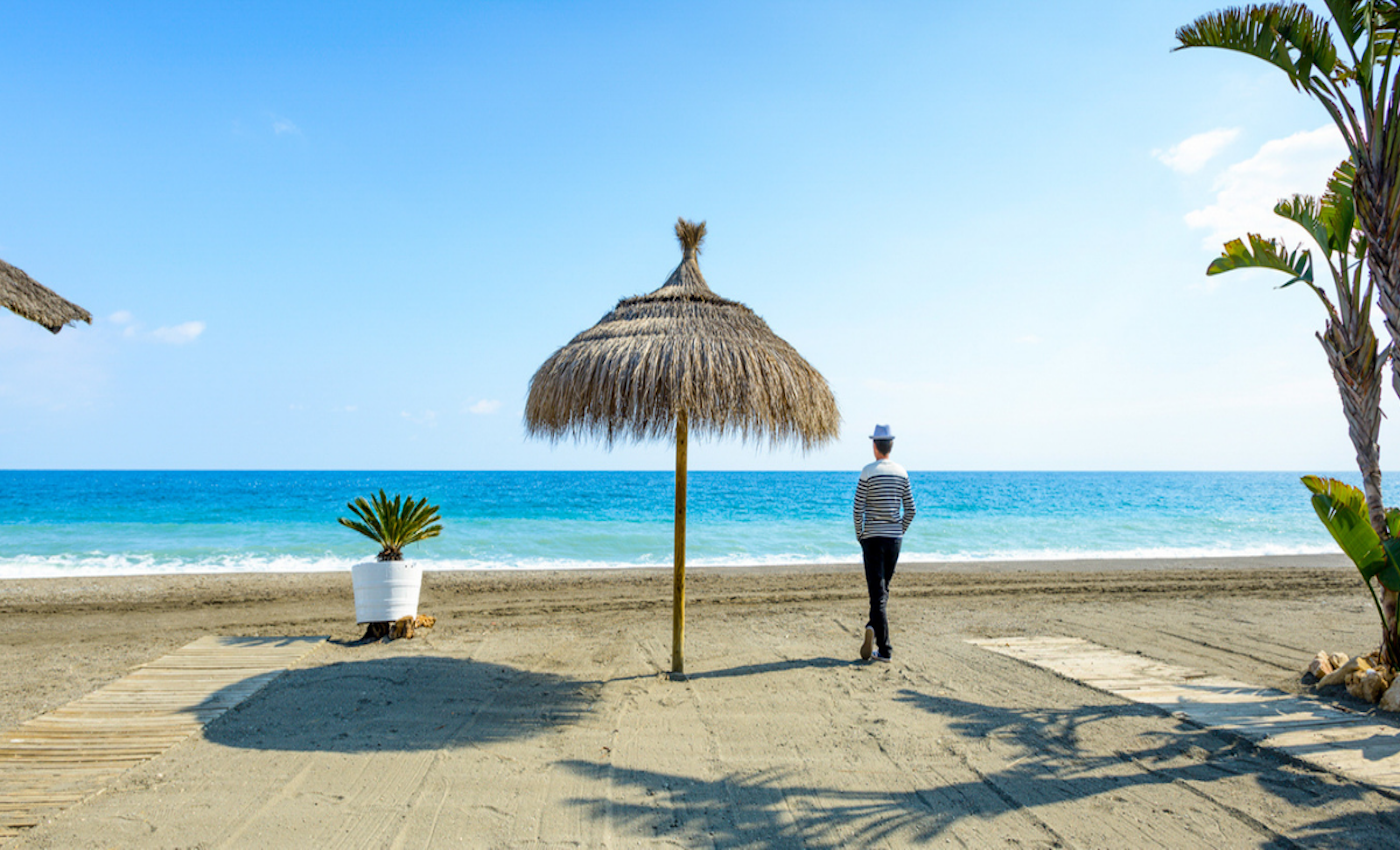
[
  {"x1": 1211, "y1": 162, "x2": 1400, "y2": 660},
  {"x1": 339, "y1": 490, "x2": 443, "y2": 641},
  {"x1": 1178, "y1": 3, "x2": 1400, "y2": 663},
  {"x1": 1176, "y1": 3, "x2": 1400, "y2": 405},
  {"x1": 338, "y1": 490, "x2": 443, "y2": 561},
  {"x1": 1209, "y1": 161, "x2": 1390, "y2": 533}
]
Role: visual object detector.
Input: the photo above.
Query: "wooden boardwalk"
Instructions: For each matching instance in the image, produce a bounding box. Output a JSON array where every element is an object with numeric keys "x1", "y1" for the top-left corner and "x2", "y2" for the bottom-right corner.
[
  {"x1": 970, "y1": 636, "x2": 1400, "y2": 794},
  {"x1": 0, "y1": 635, "x2": 326, "y2": 842}
]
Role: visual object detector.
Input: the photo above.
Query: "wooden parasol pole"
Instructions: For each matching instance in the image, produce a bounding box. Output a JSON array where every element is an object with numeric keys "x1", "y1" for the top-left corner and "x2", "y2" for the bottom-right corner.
[{"x1": 672, "y1": 408, "x2": 688, "y2": 679}]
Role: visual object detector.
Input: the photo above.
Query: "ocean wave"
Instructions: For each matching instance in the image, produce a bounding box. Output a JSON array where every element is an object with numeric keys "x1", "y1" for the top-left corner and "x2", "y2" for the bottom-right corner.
[
  {"x1": 0, "y1": 541, "x2": 1344, "y2": 580},
  {"x1": 0, "y1": 553, "x2": 359, "y2": 580},
  {"x1": 897, "y1": 543, "x2": 1342, "y2": 562}
]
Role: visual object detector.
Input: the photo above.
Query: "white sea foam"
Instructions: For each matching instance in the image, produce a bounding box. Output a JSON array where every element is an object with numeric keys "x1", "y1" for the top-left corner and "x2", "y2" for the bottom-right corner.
[
  {"x1": 0, "y1": 553, "x2": 359, "y2": 580},
  {"x1": 0, "y1": 542, "x2": 1343, "y2": 580},
  {"x1": 897, "y1": 543, "x2": 1342, "y2": 563}
]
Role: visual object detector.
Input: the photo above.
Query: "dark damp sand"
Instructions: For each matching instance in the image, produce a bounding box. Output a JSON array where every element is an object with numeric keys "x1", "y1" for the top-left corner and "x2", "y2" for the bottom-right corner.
[{"x1": 5, "y1": 555, "x2": 1400, "y2": 848}]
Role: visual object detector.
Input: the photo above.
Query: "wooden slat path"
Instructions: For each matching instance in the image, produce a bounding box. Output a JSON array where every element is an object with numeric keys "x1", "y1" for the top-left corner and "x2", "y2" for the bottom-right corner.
[
  {"x1": 0, "y1": 635, "x2": 326, "y2": 842},
  {"x1": 968, "y1": 636, "x2": 1400, "y2": 794}
]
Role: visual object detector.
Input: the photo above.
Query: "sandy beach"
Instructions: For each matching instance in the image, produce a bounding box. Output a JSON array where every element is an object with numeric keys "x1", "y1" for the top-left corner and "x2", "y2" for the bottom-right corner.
[{"x1": 5, "y1": 555, "x2": 1400, "y2": 848}]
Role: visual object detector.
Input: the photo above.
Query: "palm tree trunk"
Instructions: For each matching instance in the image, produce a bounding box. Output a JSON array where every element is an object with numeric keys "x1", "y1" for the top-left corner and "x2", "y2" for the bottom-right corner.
[
  {"x1": 1358, "y1": 159, "x2": 1400, "y2": 660},
  {"x1": 1323, "y1": 333, "x2": 1388, "y2": 536},
  {"x1": 672, "y1": 409, "x2": 688, "y2": 679},
  {"x1": 1323, "y1": 293, "x2": 1393, "y2": 656},
  {"x1": 1350, "y1": 409, "x2": 1394, "y2": 663}
]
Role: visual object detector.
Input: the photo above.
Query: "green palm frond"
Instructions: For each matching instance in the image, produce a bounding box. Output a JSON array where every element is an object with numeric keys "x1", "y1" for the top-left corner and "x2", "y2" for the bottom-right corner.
[
  {"x1": 1207, "y1": 233, "x2": 1314, "y2": 285},
  {"x1": 1303, "y1": 476, "x2": 1400, "y2": 660},
  {"x1": 1324, "y1": 0, "x2": 1368, "y2": 84},
  {"x1": 1303, "y1": 476, "x2": 1400, "y2": 589},
  {"x1": 1323, "y1": 0, "x2": 1365, "y2": 48},
  {"x1": 1276, "y1": 4, "x2": 1342, "y2": 80},
  {"x1": 338, "y1": 489, "x2": 443, "y2": 561},
  {"x1": 1274, "y1": 194, "x2": 1333, "y2": 255},
  {"x1": 1176, "y1": 5, "x2": 1338, "y2": 90},
  {"x1": 1322, "y1": 158, "x2": 1359, "y2": 251},
  {"x1": 1373, "y1": 1, "x2": 1400, "y2": 56},
  {"x1": 1353, "y1": 229, "x2": 1370, "y2": 261}
]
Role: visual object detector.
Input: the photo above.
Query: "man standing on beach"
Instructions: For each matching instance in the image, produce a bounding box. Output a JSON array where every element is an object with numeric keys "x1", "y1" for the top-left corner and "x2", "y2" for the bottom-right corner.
[{"x1": 854, "y1": 424, "x2": 916, "y2": 662}]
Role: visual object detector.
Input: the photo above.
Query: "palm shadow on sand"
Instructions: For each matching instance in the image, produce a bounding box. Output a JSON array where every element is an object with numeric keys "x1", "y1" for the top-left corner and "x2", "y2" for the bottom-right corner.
[
  {"x1": 557, "y1": 691, "x2": 1400, "y2": 848},
  {"x1": 203, "y1": 656, "x2": 593, "y2": 754},
  {"x1": 200, "y1": 653, "x2": 853, "y2": 755}
]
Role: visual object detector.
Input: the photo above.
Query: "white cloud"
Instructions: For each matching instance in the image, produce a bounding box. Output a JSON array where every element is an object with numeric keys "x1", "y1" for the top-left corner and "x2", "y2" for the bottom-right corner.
[
  {"x1": 1154, "y1": 128, "x2": 1240, "y2": 174},
  {"x1": 272, "y1": 116, "x2": 301, "y2": 136},
  {"x1": 468, "y1": 399, "x2": 502, "y2": 415},
  {"x1": 105, "y1": 312, "x2": 204, "y2": 344},
  {"x1": 1184, "y1": 126, "x2": 1347, "y2": 249},
  {"x1": 401, "y1": 409, "x2": 438, "y2": 426},
  {"x1": 151, "y1": 321, "x2": 205, "y2": 345},
  {"x1": 108, "y1": 310, "x2": 139, "y2": 338}
]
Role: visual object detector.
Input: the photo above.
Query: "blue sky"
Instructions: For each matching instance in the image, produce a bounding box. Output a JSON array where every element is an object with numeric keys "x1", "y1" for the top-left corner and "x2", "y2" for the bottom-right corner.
[{"x1": 0, "y1": 1, "x2": 1383, "y2": 471}]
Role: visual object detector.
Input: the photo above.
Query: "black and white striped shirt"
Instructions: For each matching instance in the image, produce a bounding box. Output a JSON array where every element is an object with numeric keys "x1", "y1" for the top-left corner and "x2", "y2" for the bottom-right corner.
[{"x1": 853, "y1": 459, "x2": 916, "y2": 540}]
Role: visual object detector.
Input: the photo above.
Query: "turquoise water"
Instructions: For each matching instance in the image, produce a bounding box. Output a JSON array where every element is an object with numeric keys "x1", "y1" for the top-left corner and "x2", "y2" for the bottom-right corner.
[{"x1": 0, "y1": 470, "x2": 1353, "y2": 578}]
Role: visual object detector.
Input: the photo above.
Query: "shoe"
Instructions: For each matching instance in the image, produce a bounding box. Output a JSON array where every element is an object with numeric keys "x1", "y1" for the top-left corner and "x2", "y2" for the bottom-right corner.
[
  {"x1": 860, "y1": 626, "x2": 874, "y2": 661},
  {"x1": 871, "y1": 650, "x2": 891, "y2": 663}
]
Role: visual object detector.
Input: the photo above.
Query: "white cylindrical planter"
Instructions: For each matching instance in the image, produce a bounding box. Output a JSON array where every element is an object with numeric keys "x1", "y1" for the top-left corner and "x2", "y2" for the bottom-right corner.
[{"x1": 351, "y1": 560, "x2": 423, "y2": 623}]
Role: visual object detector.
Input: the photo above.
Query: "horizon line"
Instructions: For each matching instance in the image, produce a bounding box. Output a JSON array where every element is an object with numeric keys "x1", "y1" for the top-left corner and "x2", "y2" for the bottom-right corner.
[{"x1": 0, "y1": 468, "x2": 1367, "y2": 475}]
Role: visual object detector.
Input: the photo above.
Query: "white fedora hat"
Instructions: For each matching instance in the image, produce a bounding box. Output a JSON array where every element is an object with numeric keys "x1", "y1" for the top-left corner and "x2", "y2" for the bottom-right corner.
[{"x1": 869, "y1": 423, "x2": 895, "y2": 440}]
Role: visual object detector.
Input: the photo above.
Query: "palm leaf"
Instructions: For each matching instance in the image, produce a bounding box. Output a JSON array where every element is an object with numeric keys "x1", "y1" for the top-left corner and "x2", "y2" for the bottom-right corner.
[
  {"x1": 338, "y1": 489, "x2": 443, "y2": 560},
  {"x1": 1381, "y1": 539, "x2": 1400, "y2": 591},
  {"x1": 1273, "y1": 194, "x2": 1333, "y2": 255},
  {"x1": 1323, "y1": 0, "x2": 1365, "y2": 49},
  {"x1": 1275, "y1": 4, "x2": 1342, "y2": 81},
  {"x1": 1353, "y1": 228, "x2": 1370, "y2": 262},
  {"x1": 1207, "y1": 234, "x2": 1314, "y2": 285},
  {"x1": 1303, "y1": 476, "x2": 1400, "y2": 586},
  {"x1": 337, "y1": 517, "x2": 381, "y2": 546},
  {"x1": 347, "y1": 496, "x2": 387, "y2": 541},
  {"x1": 1374, "y1": 2, "x2": 1400, "y2": 55},
  {"x1": 1321, "y1": 158, "x2": 1359, "y2": 250},
  {"x1": 1176, "y1": 5, "x2": 1337, "y2": 90}
]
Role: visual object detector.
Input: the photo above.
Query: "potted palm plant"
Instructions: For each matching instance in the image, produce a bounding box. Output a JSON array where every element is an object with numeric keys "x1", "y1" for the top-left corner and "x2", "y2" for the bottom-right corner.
[{"x1": 338, "y1": 490, "x2": 443, "y2": 641}]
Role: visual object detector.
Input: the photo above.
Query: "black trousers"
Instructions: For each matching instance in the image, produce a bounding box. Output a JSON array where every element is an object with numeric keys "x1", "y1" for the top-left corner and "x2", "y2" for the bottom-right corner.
[{"x1": 860, "y1": 536, "x2": 902, "y2": 657}]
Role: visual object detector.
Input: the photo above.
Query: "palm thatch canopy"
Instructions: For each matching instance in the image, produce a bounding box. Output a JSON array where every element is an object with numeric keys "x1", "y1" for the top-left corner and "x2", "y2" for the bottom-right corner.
[
  {"x1": 526, "y1": 219, "x2": 840, "y2": 448},
  {"x1": 526, "y1": 218, "x2": 839, "y2": 677},
  {"x1": 0, "y1": 259, "x2": 91, "y2": 334}
]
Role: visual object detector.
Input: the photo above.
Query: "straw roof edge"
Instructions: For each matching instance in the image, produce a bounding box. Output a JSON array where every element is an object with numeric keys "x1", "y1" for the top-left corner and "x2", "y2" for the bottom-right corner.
[{"x1": 0, "y1": 259, "x2": 92, "y2": 334}]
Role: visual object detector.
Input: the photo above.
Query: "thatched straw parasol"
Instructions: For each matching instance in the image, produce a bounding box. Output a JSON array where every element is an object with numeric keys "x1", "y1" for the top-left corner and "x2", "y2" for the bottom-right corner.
[
  {"x1": 0, "y1": 259, "x2": 91, "y2": 334},
  {"x1": 526, "y1": 218, "x2": 840, "y2": 677}
]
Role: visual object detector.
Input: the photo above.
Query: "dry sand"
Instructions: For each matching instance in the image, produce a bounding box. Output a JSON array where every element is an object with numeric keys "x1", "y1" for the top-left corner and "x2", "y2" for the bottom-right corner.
[{"x1": 4, "y1": 555, "x2": 1400, "y2": 848}]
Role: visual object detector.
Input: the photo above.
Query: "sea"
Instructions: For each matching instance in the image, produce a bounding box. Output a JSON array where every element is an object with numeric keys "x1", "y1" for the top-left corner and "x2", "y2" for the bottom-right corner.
[{"x1": 0, "y1": 470, "x2": 1361, "y2": 580}]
